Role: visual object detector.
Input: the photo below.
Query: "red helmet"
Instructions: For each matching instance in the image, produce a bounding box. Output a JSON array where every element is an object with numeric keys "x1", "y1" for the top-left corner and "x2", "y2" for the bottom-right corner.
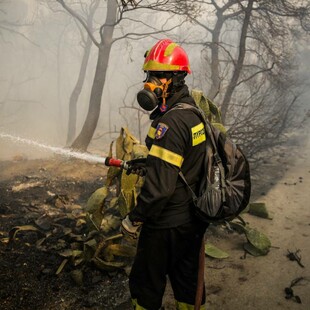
[{"x1": 143, "y1": 39, "x2": 191, "y2": 74}]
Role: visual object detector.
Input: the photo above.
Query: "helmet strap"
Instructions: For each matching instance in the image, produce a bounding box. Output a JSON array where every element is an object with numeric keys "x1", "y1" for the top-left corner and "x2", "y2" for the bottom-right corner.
[{"x1": 171, "y1": 72, "x2": 187, "y2": 92}]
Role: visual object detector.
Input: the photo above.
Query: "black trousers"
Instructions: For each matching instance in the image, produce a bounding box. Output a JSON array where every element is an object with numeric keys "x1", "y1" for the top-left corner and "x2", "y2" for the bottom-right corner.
[{"x1": 129, "y1": 221, "x2": 206, "y2": 310}]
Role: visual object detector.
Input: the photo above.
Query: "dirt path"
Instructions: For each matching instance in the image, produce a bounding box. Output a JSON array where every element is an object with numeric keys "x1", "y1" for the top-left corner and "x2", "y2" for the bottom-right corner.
[{"x1": 202, "y1": 133, "x2": 310, "y2": 310}]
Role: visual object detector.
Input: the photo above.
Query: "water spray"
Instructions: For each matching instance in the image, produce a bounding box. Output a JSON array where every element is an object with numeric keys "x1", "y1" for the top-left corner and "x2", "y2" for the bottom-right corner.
[{"x1": 0, "y1": 133, "x2": 129, "y2": 170}]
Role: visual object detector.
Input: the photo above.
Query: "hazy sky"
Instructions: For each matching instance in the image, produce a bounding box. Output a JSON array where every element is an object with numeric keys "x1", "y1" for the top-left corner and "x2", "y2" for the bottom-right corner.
[{"x1": 0, "y1": 1, "x2": 309, "y2": 160}]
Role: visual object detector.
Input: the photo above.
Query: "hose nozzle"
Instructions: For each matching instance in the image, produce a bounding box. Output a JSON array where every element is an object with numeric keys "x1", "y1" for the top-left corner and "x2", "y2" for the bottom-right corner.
[{"x1": 104, "y1": 157, "x2": 129, "y2": 170}]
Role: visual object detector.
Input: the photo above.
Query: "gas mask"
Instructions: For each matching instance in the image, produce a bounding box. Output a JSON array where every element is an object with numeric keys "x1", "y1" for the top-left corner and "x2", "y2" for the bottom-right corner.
[{"x1": 137, "y1": 74, "x2": 172, "y2": 112}]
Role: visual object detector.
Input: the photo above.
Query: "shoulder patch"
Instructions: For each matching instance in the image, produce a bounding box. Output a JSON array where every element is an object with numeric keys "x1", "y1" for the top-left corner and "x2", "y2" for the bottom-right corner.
[
  {"x1": 155, "y1": 123, "x2": 169, "y2": 139},
  {"x1": 191, "y1": 122, "x2": 206, "y2": 146}
]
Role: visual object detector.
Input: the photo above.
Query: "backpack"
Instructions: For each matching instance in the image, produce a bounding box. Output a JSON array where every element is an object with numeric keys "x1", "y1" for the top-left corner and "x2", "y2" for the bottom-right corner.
[{"x1": 174, "y1": 101, "x2": 251, "y2": 223}]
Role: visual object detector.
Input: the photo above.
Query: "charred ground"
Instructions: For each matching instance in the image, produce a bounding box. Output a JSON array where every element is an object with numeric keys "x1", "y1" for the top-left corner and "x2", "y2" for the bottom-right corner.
[{"x1": 0, "y1": 158, "x2": 131, "y2": 310}]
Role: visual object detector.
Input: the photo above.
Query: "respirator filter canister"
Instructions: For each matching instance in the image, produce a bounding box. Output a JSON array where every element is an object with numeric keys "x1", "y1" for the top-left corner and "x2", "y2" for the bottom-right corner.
[{"x1": 137, "y1": 75, "x2": 165, "y2": 111}]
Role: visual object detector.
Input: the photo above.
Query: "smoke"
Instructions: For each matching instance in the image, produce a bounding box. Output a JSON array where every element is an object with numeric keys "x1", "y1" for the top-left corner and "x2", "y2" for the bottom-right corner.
[{"x1": 1, "y1": 1, "x2": 309, "y2": 161}]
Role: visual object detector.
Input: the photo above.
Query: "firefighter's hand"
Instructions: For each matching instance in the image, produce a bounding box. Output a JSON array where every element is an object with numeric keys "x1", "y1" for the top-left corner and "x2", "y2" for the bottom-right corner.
[
  {"x1": 126, "y1": 158, "x2": 147, "y2": 176},
  {"x1": 120, "y1": 215, "x2": 142, "y2": 239}
]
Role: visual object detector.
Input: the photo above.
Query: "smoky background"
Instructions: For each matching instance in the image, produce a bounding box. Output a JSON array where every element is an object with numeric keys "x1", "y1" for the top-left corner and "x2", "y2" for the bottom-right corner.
[{"x1": 0, "y1": 0, "x2": 309, "y2": 164}]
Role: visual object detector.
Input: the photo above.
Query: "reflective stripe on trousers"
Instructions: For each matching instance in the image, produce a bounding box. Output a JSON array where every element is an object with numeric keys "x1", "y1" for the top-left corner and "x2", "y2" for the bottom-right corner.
[
  {"x1": 176, "y1": 300, "x2": 206, "y2": 310},
  {"x1": 132, "y1": 298, "x2": 147, "y2": 310}
]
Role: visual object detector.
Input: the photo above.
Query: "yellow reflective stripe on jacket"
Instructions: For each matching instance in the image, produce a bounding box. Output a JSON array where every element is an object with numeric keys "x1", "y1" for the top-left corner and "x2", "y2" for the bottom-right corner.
[
  {"x1": 176, "y1": 300, "x2": 206, "y2": 310},
  {"x1": 149, "y1": 145, "x2": 184, "y2": 168},
  {"x1": 191, "y1": 122, "x2": 206, "y2": 146},
  {"x1": 147, "y1": 126, "x2": 156, "y2": 139}
]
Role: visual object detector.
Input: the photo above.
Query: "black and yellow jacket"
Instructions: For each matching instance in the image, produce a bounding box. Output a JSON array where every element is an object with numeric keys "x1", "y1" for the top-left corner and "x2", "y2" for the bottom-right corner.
[{"x1": 129, "y1": 86, "x2": 206, "y2": 228}]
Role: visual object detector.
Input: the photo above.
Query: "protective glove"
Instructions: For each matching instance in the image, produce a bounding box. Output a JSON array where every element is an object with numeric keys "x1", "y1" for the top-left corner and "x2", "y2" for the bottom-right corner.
[
  {"x1": 120, "y1": 215, "x2": 142, "y2": 239},
  {"x1": 126, "y1": 157, "x2": 147, "y2": 176}
]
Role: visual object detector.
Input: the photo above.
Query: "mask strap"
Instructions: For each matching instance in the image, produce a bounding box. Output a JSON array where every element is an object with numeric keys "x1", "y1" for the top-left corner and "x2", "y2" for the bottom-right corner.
[
  {"x1": 159, "y1": 79, "x2": 172, "y2": 112},
  {"x1": 143, "y1": 71, "x2": 150, "y2": 83}
]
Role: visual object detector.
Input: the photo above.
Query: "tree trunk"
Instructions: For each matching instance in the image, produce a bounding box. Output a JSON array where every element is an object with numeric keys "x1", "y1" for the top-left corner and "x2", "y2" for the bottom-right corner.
[
  {"x1": 66, "y1": 0, "x2": 99, "y2": 145},
  {"x1": 220, "y1": 0, "x2": 254, "y2": 124},
  {"x1": 208, "y1": 13, "x2": 224, "y2": 101},
  {"x1": 71, "y1": 0, "x2": 117, "y2": 151},
  {"x1": 66, "y1": 34, "x2": 92, "y2": 145}
]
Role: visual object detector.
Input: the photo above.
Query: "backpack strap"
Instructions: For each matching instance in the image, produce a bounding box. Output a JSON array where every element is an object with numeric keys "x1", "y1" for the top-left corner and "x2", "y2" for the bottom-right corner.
[
  {"x1": 178, "y1": 170, "x2": 199, "y2": 206},
  {"x1": 172, "y1": 103, "x2": 227, "y2": 204},
  {"x1": 173, "y1": 103, "x2": 217, "y2": 151}
]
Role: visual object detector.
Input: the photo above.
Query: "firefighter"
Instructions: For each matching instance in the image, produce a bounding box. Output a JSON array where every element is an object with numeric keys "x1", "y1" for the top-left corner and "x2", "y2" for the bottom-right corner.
[{"x1": 121, "y1": 39, "x2": 207, "y2": 310}]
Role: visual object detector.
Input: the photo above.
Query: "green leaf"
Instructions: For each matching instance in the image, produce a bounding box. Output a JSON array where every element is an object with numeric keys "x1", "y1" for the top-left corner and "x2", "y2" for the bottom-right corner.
[
  {"x1": 105, "y1": 166, "x2": 120, "y2": 187},
  {"x1": 109, "y1": 197, "x2": 119, "y2": 209},
  {"x1": 73, "y1": 257, "x2": 84, "y2": 266},
  {"x1": 85, "y1": 187, "x2": 109, "y2": 214},
  {"x1": 212, "y1": 123, "x2": 227, "y2": 134},
  {"x1": 9, "y1": 225, "x2": 39, "y2": 242},
  {"x1": 83, "y1": 239, "x2": 97, "y2": 261},
  {"x1": 123, "y1": 135, "x2": 134, "y2": 156},
  {"x1": 104, "y1": 243, "x2": 137, "y2": 258},
  {"x1": 248, "y1": 202, "x2": 273, "y2": 219},
  {"x1": 243, "y1": 243, "x2": 267, "y2": 256},
  {"x1": 0, "y1": 237, "x2": 9, "y2": 244},
  {"x1": 108, "y1": 140, "x2": 114, "y2": 158},
  {"x1": 104, "y1": 233, "x2": 123, "y2": 242},
  {"x1": 205, "y1": 243, "x2": 229, "y2": 259},
  {"x1": 244, "y1": 227, "x2": 271, "y2": 255},
  {"x1": 76, "y1": 218, "x2": 86, "y2": 227},
  {"x1": 56, "y1": 258, "x2": 68, "y2": 275},
  {"x1": 191, "y1": 89, "x2": 210, "y2": 117},
  {"x1": 116, "y1": 128, "x2": 125, "y2": 160},
  {"x1": 132, "y1": 144, "x2": 149, "y2": 158},
  {"x1": 100, "y1": 214, "x2": 121, "y2": 233},
  {"x1": 208, "y1": 99, "x2": 222, "y2": 124},
  {"x1": 121, "y1": 172, "x2": 139, "y2": 191},
  {"x1": 228, "y1": 221, "x2": 247, "y2": 234},
  {"x1": 92, "y1": 257, "x2": 126, "y2": 271},
  {"x1": 59, "y1": 249, "x2": 83, "y2": 258},
  {"x1": 68, "y1": 232, "x2": 83, "y2": 242},
  {"x1": 117, "y1": 190, "x2": 130, "y2": 218},
  {"x1": 86, "y1": 187, "x2": 109, "y2": 231}
]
